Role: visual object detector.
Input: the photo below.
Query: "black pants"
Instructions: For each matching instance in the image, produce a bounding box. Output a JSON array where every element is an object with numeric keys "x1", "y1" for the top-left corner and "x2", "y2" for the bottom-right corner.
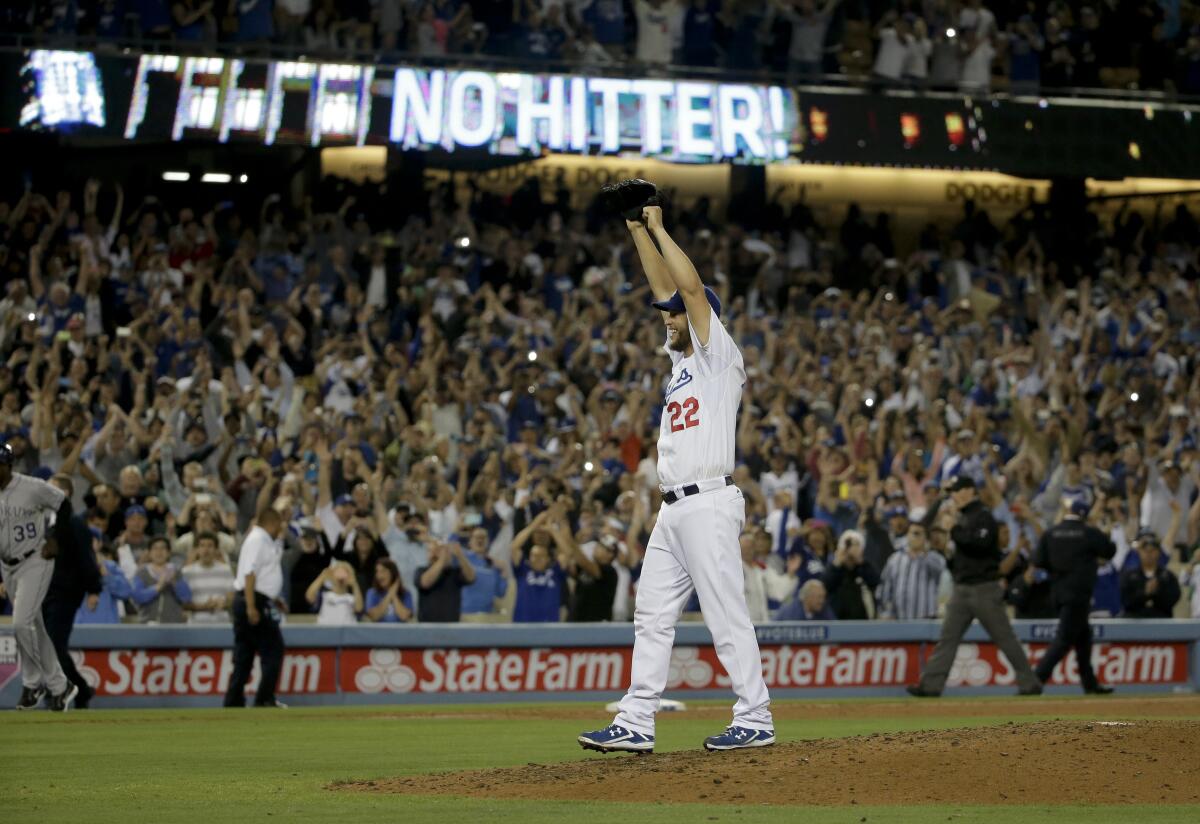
[
  {"x1": 42, "y1": 591, "x2": 89, "y2": 695},
  {"x1": 1034, "y1": 601, "x2": 1098, "y2": 691},
  {"x1": 223, "y1": 591, "x2": 285, "y2": 707}
]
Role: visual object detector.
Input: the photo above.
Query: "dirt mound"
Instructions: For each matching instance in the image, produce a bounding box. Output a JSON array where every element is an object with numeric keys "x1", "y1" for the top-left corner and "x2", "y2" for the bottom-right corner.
[{"x1": 338, "y1": 720, "x2": 1200, "y2": 806}]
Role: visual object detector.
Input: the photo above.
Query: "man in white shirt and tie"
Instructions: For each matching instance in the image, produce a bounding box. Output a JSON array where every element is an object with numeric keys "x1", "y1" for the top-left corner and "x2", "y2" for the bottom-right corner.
[{"x1": 224, "y1": 507, "x2": 288, "y2": 708}]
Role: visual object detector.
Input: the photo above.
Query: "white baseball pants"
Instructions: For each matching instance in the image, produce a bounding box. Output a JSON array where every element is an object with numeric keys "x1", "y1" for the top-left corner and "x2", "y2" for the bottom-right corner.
[
  {"x1": 615, "y1": 483, "x2": 773, "y2": 735},
  {"x1": 1, "y1": 553, "x2": 68, "y2": 694}
]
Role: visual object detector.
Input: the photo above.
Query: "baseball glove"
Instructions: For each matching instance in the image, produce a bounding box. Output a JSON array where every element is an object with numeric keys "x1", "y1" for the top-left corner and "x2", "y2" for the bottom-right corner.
[{"x1": 600, "y1": 178, "x2": 659, "y2": 222}]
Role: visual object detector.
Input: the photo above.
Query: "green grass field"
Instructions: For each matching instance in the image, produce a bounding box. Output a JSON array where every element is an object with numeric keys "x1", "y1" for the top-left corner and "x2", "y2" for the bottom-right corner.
[{"x1": 4, "y1": 698, "x2": 1199, "y2": 824}]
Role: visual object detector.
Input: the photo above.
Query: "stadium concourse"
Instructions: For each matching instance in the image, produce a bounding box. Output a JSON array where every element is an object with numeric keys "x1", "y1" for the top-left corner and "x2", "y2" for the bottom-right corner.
[{"x1": 0, "y1": 170, "x2": 1198, "y2": 629}]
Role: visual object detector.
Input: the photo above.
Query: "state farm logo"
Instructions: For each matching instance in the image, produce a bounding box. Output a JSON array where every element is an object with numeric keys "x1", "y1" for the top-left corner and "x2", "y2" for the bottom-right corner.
[
  {"x1": 69, "y1": 650, "x2": 101, "y2": 689},
  {"x1": 667, "y1": 647, "x2": 713, "y2": 689},
  {"x1": 948, "y1": 644, "x2": 993, "y2": 686},
  {"x1": 354, "y1": 649, "x2": 417, "y2": 694}
]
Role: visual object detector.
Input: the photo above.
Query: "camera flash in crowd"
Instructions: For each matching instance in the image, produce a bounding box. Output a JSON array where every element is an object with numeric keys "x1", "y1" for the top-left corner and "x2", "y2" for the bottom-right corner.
[
  {"x1": 584, "y1": 461, "x2": 594, "y2": 472},
  {"x1": 946, "y1": 27, "x2": 956, "y2": 38},
  {"x1": 1130, "y1": 392, "x2": 1140, "y2": 402},
  {"x1": 527, "y1": 351, "x2": 538, "y2": 362},
  {"x1": 457, "y1": 236, "x2": 470, "y2": 248}
]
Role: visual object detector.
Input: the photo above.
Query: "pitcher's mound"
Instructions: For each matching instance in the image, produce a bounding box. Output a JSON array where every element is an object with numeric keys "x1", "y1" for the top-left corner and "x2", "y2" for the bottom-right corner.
[{"x1": 338, "y1": 720, "x2": 1200, "y2": 806}]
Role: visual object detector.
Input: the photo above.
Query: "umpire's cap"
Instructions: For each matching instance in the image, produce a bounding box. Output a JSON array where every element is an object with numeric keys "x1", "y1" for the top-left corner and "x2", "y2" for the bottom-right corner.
[
  {"x1": 1066, "y1": 498, "x2": 1091, "y2": 518},
  {"x1": 0, "y1": 443, "x2": 14, "y2": 465},
  {"x1": 946, "y1": 475, "x2": 977, "y2": 493},
  {"x1": 651, "y1": 286, "x2": 722, "y2": 318}
]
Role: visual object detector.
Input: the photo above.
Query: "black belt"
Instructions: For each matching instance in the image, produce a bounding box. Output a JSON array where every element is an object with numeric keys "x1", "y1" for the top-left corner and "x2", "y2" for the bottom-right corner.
[
  {"x1": 2, "y1": 547, "x2": 37, "y2": 567},
  {"x1": 663, "y1": 475, "x2": 734, "y2": 505}
]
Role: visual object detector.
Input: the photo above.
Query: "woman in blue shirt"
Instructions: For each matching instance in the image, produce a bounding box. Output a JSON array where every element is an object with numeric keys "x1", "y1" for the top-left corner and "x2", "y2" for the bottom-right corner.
[
  {"x1": 510, "y1": 510, "x2": 568, "y2": 622},
  {"x1": 364, "y1": 559, "x2": 414, "y2": 623},
  {"x1": 76, "y1": 542, "x2": 134, "y2": 625}
]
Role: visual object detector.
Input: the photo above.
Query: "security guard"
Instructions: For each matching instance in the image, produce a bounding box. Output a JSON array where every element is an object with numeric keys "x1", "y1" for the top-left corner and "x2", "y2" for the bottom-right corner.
[
  {"x1": 223, "y1": 508, "x2": 288, "y2": 708},
  {"x1": 1032, "y1": 498, "x2": 1116, "y2": 693},
  {"x1": 907, "y1": 476, "x2": 1042, "y2": 697}
]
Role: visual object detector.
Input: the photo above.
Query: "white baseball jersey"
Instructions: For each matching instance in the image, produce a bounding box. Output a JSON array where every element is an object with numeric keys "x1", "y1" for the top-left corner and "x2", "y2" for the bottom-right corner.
[
  {"x1": 235, "y1": 525, "x2": 284, "y2": 599},
  {"x1": 0, "y1": 474, "x2": 66, "y2": 562},
  {"x1": 656, "y1": 306, "x2": 745, "y2": 488}
]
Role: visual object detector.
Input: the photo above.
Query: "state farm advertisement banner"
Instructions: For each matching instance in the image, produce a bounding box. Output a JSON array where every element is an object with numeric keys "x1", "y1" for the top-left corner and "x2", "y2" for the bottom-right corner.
[
  {"x1": 71, "y1": 647, "x2": 338, "y2": 696},
  {"x1": 59, "y1": 641, "x2": 1189, "y2": 698}
]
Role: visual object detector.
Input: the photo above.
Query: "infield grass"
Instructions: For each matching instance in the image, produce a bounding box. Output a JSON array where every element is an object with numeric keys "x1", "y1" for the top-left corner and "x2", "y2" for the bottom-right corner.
[{"x1": 4, "y1": 697, "x2": 1198, "y2": 824}]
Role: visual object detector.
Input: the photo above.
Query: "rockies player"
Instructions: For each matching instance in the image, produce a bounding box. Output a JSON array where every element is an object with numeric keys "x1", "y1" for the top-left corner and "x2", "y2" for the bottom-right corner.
[
  {"x1": 0, "y1": 444, "x2": 78, "y2": 710},
  {"x1": 579, "y1": 198, "x2": 774, "y2": 754}
]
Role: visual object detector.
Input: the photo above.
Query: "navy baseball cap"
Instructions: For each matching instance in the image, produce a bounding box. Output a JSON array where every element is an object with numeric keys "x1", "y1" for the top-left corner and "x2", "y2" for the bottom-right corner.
[
  {"x1": 1066, "y1": 498, "x2": 1090, "y2": 518},
  {"x1": 651, "y1": 286, "x2": 722, "y2": 318},
  {"x1": 947, "y1": 476, "x2": 977, "y2": 492},
  {"x1": 335, "y1": 494, "x2": 354, "y2": 507},
  {"x1": 125, "y1": 505, "x2": 147, "y2": 518}
]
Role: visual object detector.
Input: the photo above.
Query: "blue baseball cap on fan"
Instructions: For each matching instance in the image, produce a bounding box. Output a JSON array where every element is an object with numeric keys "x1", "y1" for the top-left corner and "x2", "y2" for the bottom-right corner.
[
  {"x1": 1067, "y1": 498, "x2": 1091, "y2": 518},
  {"x1": 651, "y1": 287, "x2": 722, "y2": 318}
]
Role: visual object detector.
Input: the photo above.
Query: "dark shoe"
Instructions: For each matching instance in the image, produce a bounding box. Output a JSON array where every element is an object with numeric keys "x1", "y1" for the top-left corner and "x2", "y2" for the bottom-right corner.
[
  {"x1": 16, "y1": 686, "x2": 45, "y2": 710},
  {"x1": 906, "y1": 685, "x2": 939, "y2": 698},
  {"x1": 74, "y1": 684, "x2": 95, "y2": 709},
  {"x1": 1019, "y1": 681, "x2": 1044, "y2": 696},
  {"x1": 703, "y1": 726, "x2": 776, "y2": 751},
  {"x1": 49, "y1": 683, "x2": 79, "y2": 712},
  {"x1": 1084, "y1": 684, "x2": 1114, "y2": 695}
]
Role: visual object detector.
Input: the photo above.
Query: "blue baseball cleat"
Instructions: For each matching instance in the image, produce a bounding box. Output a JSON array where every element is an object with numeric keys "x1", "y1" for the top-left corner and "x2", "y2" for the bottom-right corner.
[
  {"x1": 703, "y1": 726, "x2": 776, "y2": 751},
  {"x1": 578, "y1": 724, "x2": 655, "y2": 754}
]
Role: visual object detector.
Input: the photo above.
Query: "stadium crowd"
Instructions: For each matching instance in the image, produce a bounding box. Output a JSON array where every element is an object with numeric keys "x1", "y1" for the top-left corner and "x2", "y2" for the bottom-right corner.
[
  {"x1": 0, "y1": 171, "x2": 1197, "y2": 627},
  {"x1": 4, "y1": 0, "x2": 1200, "y2": 95}
]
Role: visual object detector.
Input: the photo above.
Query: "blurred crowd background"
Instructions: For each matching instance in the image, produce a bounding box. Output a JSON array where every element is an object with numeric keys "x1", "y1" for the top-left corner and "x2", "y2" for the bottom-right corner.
[
  {"x1": 4, "y1": 0, "x2": 1200, "y2": 95},
  {"x1": 0, "y1": 164, "x2": 1197, "y2": 627}
]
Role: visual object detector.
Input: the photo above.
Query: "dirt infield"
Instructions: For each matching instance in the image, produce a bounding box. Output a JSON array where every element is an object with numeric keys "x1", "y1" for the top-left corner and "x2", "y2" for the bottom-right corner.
[{"x1": 340, "y1": 719, "x2": 1200, "y2": 806}]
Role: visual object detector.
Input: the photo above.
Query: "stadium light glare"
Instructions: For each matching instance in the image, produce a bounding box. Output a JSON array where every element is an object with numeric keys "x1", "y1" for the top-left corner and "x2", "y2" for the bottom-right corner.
[
  {"x1": 201, "y1": 172, "x2": 232, "y2": 183},
  {"x1": 239, "y1": 174, "x2": 249, "y2": 183},
  {"x1": 162, "y1": 171, "x2": 190, "y2": 181}
]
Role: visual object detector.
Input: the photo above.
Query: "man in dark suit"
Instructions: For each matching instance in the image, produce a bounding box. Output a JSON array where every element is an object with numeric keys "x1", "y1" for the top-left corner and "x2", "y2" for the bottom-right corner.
[
  {"x1": 1032, "y1": 498, "x2": 1116, "y2": 694},
  {"x1": 42, "y1": 475, "x2": 103, "y2": 708},
  {"x1": 907, "y1": 477, "x2": 1042, "y2": 697},
  {"x1": 1120, "y1": 530, "x2": 1182, "y2": 619}
]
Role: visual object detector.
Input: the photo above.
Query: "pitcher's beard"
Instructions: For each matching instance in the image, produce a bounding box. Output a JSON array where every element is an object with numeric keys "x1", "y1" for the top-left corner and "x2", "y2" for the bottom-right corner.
[{"x1": 667, "y1": 328, "x2": 691, "y2": 352}]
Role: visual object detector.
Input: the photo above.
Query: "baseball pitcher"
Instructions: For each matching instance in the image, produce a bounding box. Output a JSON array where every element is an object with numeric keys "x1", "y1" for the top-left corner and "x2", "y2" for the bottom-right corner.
[{"x1": 579, "y1": 181, "x2": 774, "y2": 753}]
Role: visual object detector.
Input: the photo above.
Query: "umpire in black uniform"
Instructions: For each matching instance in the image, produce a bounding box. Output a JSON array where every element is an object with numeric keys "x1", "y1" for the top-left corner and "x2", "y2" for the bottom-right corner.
[
  {"x1": 908, "y1": 476, "x2": 1042, "y2": 696},
  {"x1": 1032, "y1": 498, "x2": 1116, "y2": 694},
  {"x1": 42, "y1": 475, "x2": 102, "y2": 709}
]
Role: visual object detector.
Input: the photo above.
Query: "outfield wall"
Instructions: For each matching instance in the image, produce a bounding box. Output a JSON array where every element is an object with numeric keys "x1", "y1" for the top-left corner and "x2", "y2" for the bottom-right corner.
[{"x1": 2, "y1": 620, "x2": 1198, "y2": 708}]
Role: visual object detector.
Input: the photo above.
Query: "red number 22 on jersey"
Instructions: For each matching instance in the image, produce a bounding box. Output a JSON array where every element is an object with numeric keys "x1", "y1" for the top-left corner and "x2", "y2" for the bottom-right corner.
[{"x1": 667, "y1": 397, "x2": 700, "y2": 432}]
